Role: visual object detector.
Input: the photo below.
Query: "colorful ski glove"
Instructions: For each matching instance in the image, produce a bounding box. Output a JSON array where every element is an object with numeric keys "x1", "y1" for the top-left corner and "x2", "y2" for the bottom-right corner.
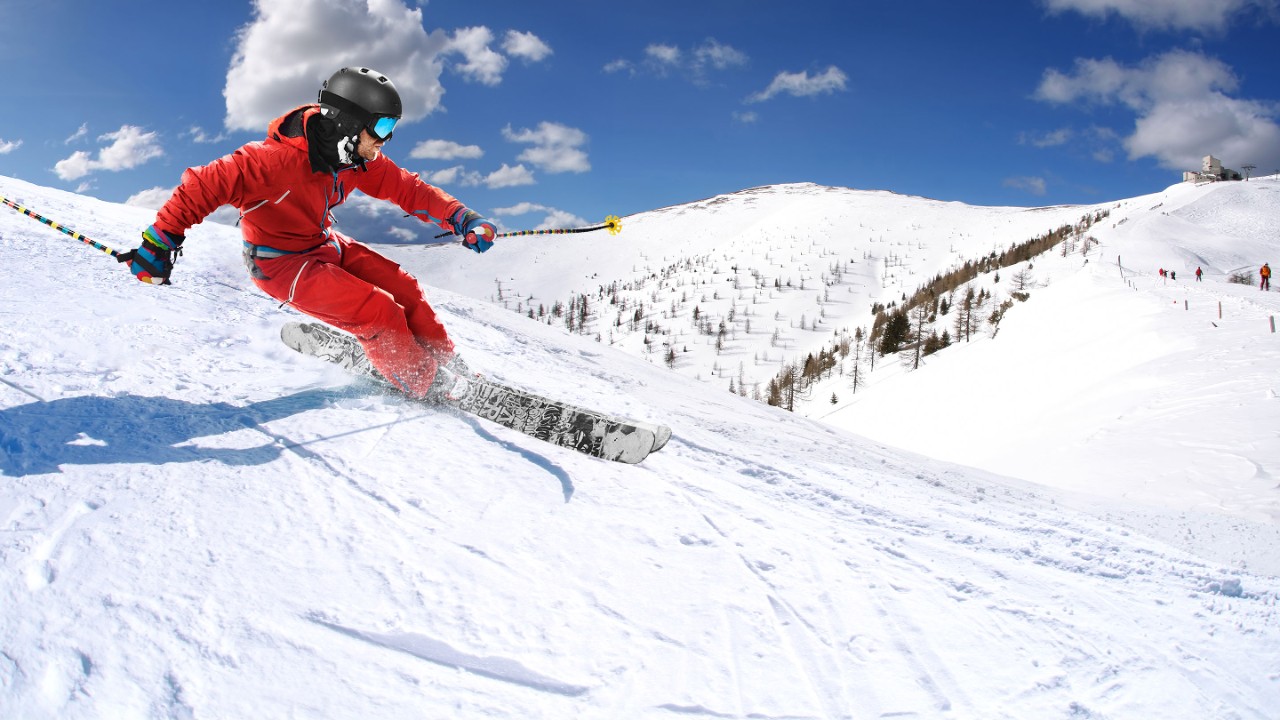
[
  {"x1": 450, "y1": 207, "x2": 496, "y2": 253},
  {"x1": 121, "y1": 225, "x2": 184, "y2": 285}
]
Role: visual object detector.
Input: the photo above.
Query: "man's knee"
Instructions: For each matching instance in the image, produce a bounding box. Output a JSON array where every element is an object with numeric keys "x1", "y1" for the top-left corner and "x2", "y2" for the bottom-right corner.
[{"x1": 345, "y1": 287, "x2": 408, "y2": 339}]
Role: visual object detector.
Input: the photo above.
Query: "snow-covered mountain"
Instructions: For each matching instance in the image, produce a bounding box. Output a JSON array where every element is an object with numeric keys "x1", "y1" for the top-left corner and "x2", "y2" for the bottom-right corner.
[
  {"x1": 411, "y1": 181, "x2": 1114, "y2": 396},
  {"x1": 405, "y1": 175, "x2": 1280, "y2": 529},
  {"x1": 1, "y1": 172, "x2": 1277, "y2": 718}
]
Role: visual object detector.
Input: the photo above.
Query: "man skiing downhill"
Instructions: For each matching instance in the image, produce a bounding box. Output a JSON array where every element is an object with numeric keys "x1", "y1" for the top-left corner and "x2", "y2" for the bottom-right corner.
[{"x1": 122, "y1": 67, "x2": 495, "y2": 401}]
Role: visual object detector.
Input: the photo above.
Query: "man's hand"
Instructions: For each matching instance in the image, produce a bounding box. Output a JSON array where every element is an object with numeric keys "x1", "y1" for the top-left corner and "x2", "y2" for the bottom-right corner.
[
  {"x1": 450, "y1": 208, "x2": 497, "y2": 254},
  {"x1": 119, "y1": 225, "x2": 184, "y2": 285}
]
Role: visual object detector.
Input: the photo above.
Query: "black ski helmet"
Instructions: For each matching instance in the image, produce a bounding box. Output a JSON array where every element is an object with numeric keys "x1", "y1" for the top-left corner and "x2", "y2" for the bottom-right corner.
[{"x1": 317, "y1": 67, "x2": 402, "y2": 138}]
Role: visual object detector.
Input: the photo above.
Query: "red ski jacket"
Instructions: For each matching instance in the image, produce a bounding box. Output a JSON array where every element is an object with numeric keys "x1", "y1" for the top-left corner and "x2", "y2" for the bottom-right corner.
[{"x1": 152, "y1": 105, "x2": 463, "y2": 251}]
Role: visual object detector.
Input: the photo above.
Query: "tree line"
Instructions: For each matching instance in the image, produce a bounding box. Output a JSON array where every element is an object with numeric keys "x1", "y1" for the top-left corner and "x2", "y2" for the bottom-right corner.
[{"x1": 763, "y1": 209, "x2": 1108, "y2": 409}]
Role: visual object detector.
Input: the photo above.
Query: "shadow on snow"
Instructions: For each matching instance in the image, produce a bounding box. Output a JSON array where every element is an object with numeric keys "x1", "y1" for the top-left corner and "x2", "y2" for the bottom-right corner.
[{"x1": 0, "y1": 389, "x2": 356, "y2": 476}]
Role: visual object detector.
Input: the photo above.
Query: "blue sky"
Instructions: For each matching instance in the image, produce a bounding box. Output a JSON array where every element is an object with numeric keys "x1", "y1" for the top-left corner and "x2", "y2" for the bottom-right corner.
[{"x1": 2, "y1": 0, "x2": 1278, "y2": 241}]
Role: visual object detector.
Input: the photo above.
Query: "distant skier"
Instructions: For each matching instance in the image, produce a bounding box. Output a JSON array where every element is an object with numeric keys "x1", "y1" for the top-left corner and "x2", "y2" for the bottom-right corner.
[
  {"x1": 1170, "y1": 270, "x2": 1176, "y2": 281},
  {"x1": 121, "y1": 67, "x2": 496, "y2": 401},
  {"x1": 1263, "y1": 263, "x2": 1272, "y2": 291},
  {"x1": 1195, "y1": 266, "x2": 1202, "y2": 281}
]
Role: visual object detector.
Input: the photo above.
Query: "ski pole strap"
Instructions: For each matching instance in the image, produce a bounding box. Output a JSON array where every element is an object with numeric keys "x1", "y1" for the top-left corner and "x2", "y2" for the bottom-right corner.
[
  {"x1": 433, "y1": 215, "x2": 622, "y2": 240},
  {"x1": 0, "y1": 194, "x2": 125, "y2": 258}
]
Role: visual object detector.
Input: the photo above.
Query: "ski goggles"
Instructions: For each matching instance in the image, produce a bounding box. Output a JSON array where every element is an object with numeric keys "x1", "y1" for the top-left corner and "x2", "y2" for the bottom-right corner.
[{"x1": 367, "y1": 115, "x2": 398, "y2": 141}]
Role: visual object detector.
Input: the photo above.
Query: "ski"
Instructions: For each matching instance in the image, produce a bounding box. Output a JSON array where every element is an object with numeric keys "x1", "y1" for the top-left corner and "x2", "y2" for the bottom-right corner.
[{"x1": 280, "y1": 321, "x2": 671, "y2": 464}]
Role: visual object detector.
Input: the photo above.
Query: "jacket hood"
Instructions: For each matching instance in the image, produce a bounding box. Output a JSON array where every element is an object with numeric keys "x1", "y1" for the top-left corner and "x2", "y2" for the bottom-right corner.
[
  {"x1": 267, "y1": 105, "x2": 316, "y2": 152},
  {"x1": 268, "y1": 104, "x2": 348, "y2": 174}
]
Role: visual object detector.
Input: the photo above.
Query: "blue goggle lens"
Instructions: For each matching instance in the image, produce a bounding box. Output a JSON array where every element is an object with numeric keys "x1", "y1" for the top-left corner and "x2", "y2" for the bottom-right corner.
[{"x1": 369, "y1": 116, "x2": 398, "y2": 140}]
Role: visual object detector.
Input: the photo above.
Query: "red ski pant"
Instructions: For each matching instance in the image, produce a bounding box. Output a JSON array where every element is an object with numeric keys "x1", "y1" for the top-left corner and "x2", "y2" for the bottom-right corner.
[{"x1": 248, "y1": 235, "x2": 452, "y2": 397}]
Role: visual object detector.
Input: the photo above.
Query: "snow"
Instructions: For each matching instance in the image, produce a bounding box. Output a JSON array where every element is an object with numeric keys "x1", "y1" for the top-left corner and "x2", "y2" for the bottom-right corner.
[{"x1": 2, "y1": 172, "x2": 1279, "y2": 718}]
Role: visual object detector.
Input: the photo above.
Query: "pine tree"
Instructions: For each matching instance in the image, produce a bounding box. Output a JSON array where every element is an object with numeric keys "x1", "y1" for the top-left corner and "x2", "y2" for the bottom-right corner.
[
  {"x1": 879, "y1": 310, "x2": 910, "y2": 355},
  {"x1": 910, "y1": 303, "x2": 930, "y2": 370},
  {"x1": 849, "y1": 327, "x2": 864, "y2": 394}
]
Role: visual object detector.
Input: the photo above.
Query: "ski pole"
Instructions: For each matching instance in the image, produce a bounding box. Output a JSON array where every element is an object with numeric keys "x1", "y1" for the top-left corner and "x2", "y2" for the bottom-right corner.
[
  {"x1": 435, "y1": 215, "x2": 622, "y2": 240},
  {"x1": 0, "y1": 194, "x2": 126, "y2": 259}
]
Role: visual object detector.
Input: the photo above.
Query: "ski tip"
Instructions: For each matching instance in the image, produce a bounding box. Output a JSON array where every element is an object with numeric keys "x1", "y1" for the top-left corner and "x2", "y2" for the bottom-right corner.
[
  {"x1": 651, "y1": 425, "x2": 672, "y2": 453},
  {"x1": 600, "y1": 425, "x2": 659, "y2": 464},
  {"x1": 604, "y1": 423, "x2": 672, "y2": 464}
]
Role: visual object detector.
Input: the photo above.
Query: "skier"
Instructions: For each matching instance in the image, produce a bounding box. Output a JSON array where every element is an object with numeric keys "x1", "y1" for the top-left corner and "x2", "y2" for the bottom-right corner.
[
  {"x1": 1262, "y1": 263, "x2": 1272, "y2": 291},
  {"x1": 1195, "y1": 266, "x2": 1202, "y2": 281},
  {"x1": 122, "y1": 67, "x2": 495, "y2": 401}
]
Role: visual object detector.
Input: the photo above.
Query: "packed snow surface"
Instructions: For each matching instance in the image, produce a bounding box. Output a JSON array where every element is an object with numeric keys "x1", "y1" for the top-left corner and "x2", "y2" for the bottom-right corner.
[{"x1": 1, "y1": 174, "x2": 1278, "y2": 718}]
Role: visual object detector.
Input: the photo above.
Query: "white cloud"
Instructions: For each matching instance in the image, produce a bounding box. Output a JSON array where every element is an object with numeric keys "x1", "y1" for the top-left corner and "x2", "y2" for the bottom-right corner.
[
  {"x1": 1128, "y1": 98, "x2": 1280, "y2": 171},
  {"x1": 225, "y1": 0, "x2": 451, "y2": 131},
  {"x1": 1021, "y1": 128, "x2": 1074, "y2": 147},
  {"x1": 0, "y1": 138, "x2": 21, "y2": 154},
  {"x1": 223, "y1": 1, "x2": 550, "y2": 131},
  {"x1": 614, "y1": 39, "x2": 747, "y2": 84},
  {"x1": 687, "y1": 39, "x2": 749, "y2": 86},
  {"x1": 733, "y1": 111, "x2": 759, "y2": 124},
  {"x1": 1042, "y1": 0, "x2": 1271, "y2": 33},
  {"x1": 341, "y1": 192, "x2": 405, "y2": 218},
  {"x1": 1034, "y1": 50, "x2": 1280, "y2": 171},
  {"x1": 424, "y1": 165, "x2": 483, "y2": 187},
  {"x1": 1003, "y1": 176, "x2": 1048, "y2": 196},
  {"x1": 694, "y1": 39, "x2": 748, "y2": 72},
  {"x1": 185, "y1": 126, "x2": 227, "y2": 144},
  {"x1": 529, "y1": 208, "x2": 588, "y2": 231},
  {"x1": 1023, "y1": 125, "x2": 1119, "y2": 162},
  {"x1": 492, "y1": 201, "x2": 549, "y2": 216},
  {"x1": 64, "y1": 124, "x2": 88, "y2": 144},
  {"x1": 409, "y1": 139, "x2": 484, "y2": 161},
  {"x1": 645, "y1": 44, "x2": 681, "y2": 67},
  {"x1": 602, "y1": 59, "x2": 634, "y2": 75},
  {"x1": 127, "y1": 186, "x2": 240, "y2": 226},
  {"x1": 503, "y1": 30, "x2": 552, "y2": 62},
  {"x1": 53, "y1": 126, "x2": 164, "y2": 181},
  {"x1": 208, "y1": 206, "x2": 243, "y2": 226},
  {"x1": 448, "y1": 26, "x2": 507, "y2": 86},
  {"x1": 1035, "y1": 50, "x2": 1239, "y2": 108},
  {"x1": 387, "y1": 226, "x2": 418, "y2": 242},
  {"x1": 54, "y1": 154, "x2": 93, "y2": 180},
  {"x1": 484, "y1": 163, "x2": 536, "y2": 188},
  {"x1": 748, "y1": 66, "x2": 848, "y2": 103},
  {"x1": 503, "y1": 122, "x2": 590, "y2": 174},
  {"x1": 125, "y1": 186, "x2": 176, "y2": 210},
  {"x1": 492, "y1": 202, "x2": 588, "y2": 231}
]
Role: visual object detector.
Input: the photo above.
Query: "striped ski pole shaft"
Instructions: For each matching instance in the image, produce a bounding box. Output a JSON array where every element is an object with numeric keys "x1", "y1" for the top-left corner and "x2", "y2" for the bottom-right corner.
[
  {"x1": 0, "y1": 194, "x2": 125, "y2": 259},
  {"x1": 436, "y1": 215, "x2": 622, "y2": 240}
]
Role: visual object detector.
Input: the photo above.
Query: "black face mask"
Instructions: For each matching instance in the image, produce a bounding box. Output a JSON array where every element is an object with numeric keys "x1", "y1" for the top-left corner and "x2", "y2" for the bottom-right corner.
[{"x1": 305, "y1": 113, "x2": 356, "y2": 173}]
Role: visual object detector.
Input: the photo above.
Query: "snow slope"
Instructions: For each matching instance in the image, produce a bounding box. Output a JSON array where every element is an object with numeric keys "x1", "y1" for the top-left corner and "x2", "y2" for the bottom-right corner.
[
  {"x1": 406, "y1": 175, "x2": 1280, "y2": 546},
  {"x1": 1, "y1": 174, "x2": 1278, "y2": 718},
  {"x1": 822, "y1": 179, "x2": 1280, "y2": 534}
]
